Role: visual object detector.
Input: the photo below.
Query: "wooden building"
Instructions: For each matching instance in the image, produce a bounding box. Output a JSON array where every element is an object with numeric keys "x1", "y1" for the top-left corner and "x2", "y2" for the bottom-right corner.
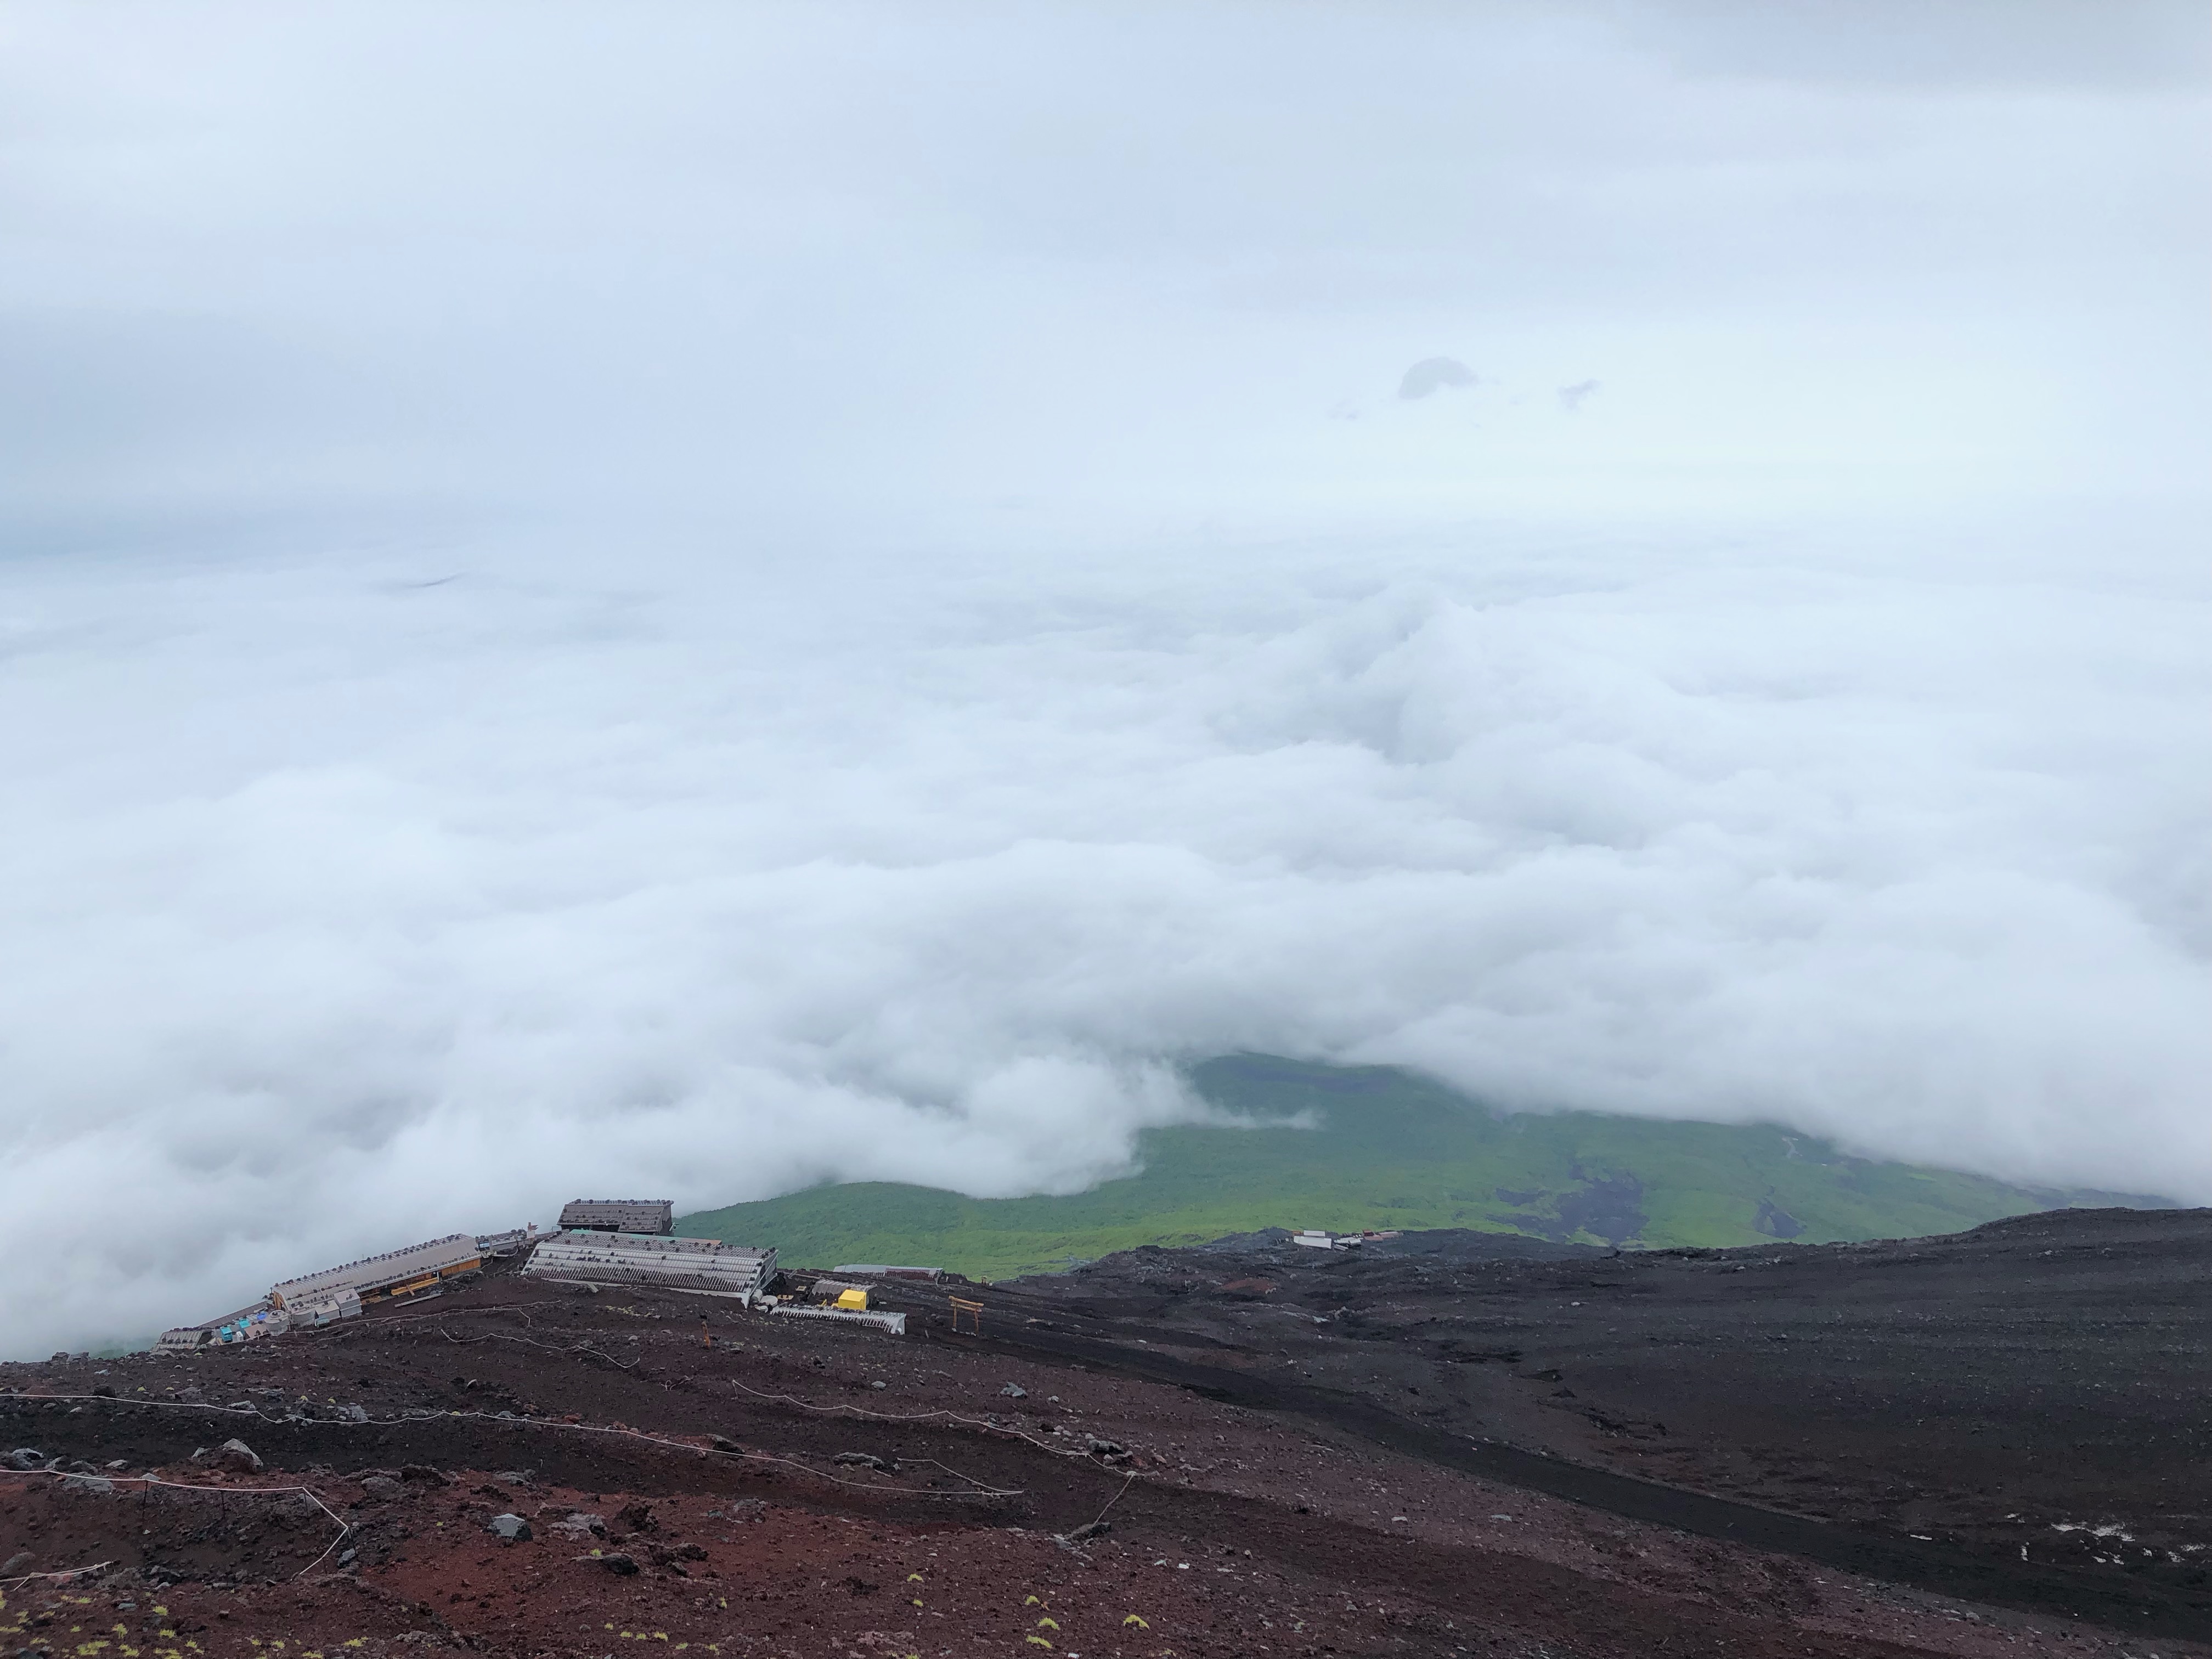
[{"x1": 268, "y1": 1233, "x2": 482, "y2": 1311}]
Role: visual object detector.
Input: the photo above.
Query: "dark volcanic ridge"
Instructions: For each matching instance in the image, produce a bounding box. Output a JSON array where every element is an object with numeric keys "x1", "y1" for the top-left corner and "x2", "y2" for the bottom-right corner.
[{"x1": 4, "y1": 1207, "x2": 2209, "y2": 1658}]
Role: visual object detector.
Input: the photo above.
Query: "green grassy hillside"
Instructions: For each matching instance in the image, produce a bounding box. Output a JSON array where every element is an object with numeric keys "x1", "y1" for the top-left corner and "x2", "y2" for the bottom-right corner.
[{"x1": 680, "y1": 1055, "x2": 2169, "y2": 1280}]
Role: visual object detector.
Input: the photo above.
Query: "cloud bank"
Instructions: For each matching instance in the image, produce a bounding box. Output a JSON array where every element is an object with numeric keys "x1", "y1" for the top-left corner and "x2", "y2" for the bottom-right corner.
[
  {"x1": 0, "y1": 2, "x2": 2207, "y2": 1350},
  {"x1": 5, "y1": 513, "x2": 2205, "y2": 1350}
]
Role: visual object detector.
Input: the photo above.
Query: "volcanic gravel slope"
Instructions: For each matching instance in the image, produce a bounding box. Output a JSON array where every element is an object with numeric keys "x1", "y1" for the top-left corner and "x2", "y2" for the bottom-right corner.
[{"x1": 0, "y1": 1210, "x2": 2205, "y2": 1659}]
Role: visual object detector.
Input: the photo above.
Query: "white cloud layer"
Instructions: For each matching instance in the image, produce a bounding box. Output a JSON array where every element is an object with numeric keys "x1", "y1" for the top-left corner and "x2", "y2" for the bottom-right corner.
[{"x1": 0, "y1": 2, "x2": 2207, "y2": 1350}]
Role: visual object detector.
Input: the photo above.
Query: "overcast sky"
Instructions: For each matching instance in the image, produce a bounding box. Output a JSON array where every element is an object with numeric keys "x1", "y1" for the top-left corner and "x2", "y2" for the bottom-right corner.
[{"x1": 2, "y1": 2, "x2": 2207, "y2": 1353}]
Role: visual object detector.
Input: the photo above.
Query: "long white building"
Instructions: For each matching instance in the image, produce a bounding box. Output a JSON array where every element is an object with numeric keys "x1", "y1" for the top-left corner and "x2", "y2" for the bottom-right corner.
[{"x1": 521, "y1": 1230, "x2": 776, "y2": 1300}]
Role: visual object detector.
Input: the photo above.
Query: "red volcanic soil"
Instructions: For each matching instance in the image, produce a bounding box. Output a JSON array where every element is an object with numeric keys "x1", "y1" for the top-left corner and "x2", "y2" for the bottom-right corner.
[{"x1": 3, "y1": 1210, "x2": 2209, "y2": 1657}]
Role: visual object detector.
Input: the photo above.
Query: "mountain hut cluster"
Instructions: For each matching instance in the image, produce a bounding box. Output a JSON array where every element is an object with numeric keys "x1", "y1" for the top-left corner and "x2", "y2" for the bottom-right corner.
[{"x1": 151, "y1": 1199, "x2": 943, "y2": 1353}]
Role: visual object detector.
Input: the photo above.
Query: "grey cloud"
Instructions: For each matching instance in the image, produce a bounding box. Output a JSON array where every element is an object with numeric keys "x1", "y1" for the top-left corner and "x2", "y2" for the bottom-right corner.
[
  {"x1": 1398, "y1": 358, "x2": 1478, "y2": 400},
  {"x1": 1558, "y1": 380, "x2": 1601, "y2": 413}
]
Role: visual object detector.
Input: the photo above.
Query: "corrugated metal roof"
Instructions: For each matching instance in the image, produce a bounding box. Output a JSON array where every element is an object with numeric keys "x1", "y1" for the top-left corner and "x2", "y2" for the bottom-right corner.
[
  {"x1": 522, "y1": 1232, "x2": 775, "y2": 1297},
  {"x1": 269, "y1": 1234, "x2": 480, "y2": 1305},
  {"x1": 557, "y1": 1199, "x2": 675, "y2": 1235}
]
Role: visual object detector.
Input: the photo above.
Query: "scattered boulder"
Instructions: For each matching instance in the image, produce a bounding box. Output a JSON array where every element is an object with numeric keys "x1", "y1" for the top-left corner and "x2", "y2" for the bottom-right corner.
[
  {"x1": 646, "y1": 1542, "x2": 707, "y2": 1573},
  {"x1": 599, "y1": 1553, "x2": 640, "y2": 1576},
  {"x1": 1, "y1": 1551, "x2": 33, "y2": 1575},
  {"x1": 336, "y1": 1404, "x2": 369, "y2": 1423},
  {"x1": 198, "y1": 1440, "x2": 263, "y2": 1474},
  {"x1": 359, "y1": 1475, "x2": 404, "y2": 1500},
  {"x1": 487, "y1": 1513, "x2": 532, "y2": 1542},
  {"x1": 999, "y1": 1383, "x2": 1027, "y2": 1399},
  {"x1": 1065, "y1": 1520, "x2": 1111, "y2": 1542},
  {"x1": 60, "y1": 1475, "x2": 114, "y2": 1495},
  {"x1": 1086, "y1": 1437, "x2": 1128, "y2": 1458},
  {"x1": 4, "y1": 1448, "x2": 47, "y2": 1471},
  {"x1": 832, "y1": 1452, "x2": 894, "y2": 1471},
  {"x1": 708, "y1": 1434, "x2": 742, "y2": 1454},
  {"x1": 615, "y1": 1500, "x2": 657, "y2": 1533}
]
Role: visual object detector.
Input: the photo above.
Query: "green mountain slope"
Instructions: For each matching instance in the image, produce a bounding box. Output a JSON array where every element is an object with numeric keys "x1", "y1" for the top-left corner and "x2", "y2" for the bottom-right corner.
[{"x1": 679, "y1": 1055, "x2": 2168, "y2": 1279}]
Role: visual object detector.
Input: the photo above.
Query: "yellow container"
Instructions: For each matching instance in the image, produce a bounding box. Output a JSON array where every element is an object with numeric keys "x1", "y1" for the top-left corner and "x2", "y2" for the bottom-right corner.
[{"x1": 834, "y1": 1287, "x2": 869, "y2": 1311}]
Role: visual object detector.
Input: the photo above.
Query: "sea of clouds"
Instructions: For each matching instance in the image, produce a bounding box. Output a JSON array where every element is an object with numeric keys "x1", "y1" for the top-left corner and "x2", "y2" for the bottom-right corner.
[
  {"x1": 2, "y1": 1, "x2": 2207, "y2": 1350},
  {"x1": 6, "y1": 507, "x2": 2205, "y2": 1350}
]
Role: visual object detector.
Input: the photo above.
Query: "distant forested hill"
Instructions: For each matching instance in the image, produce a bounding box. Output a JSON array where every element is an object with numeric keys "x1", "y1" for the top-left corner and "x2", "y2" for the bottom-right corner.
[{"x1": 679, "y1": 1055, "x2": 2168, "y2": 1279}]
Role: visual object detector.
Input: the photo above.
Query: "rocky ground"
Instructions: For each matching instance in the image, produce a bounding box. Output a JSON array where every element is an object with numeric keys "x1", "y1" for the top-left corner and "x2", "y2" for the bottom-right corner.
[{"x1": 2, "y1": 1207, "x2": 2207, "y2": 1658}]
